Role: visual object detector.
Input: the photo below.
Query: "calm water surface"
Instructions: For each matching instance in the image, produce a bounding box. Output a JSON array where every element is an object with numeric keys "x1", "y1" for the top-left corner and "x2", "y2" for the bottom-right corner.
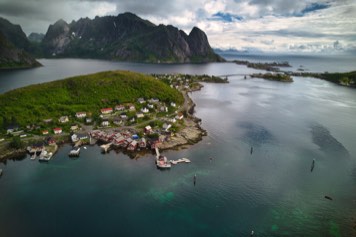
[{"x1": 0, "y1": 57, "x2": 356, "y2": 236}]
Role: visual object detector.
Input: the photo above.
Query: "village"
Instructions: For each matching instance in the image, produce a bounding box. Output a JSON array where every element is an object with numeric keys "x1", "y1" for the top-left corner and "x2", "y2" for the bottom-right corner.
[{"x1": 1, "y1": 73, "x2": 226, "y2": 162}]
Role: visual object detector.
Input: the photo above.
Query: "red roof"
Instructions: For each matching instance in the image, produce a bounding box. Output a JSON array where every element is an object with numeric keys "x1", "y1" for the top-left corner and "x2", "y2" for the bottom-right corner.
[
  {"x1": 101, "y1": 108, "x2": 113, "y2": 113},
  {"x1": 53, "y1": 128, "x2": 62, "y2": 131}
]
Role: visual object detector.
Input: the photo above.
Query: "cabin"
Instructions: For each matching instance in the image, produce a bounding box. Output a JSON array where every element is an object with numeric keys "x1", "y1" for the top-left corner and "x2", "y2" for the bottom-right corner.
[
  {"x1": 160, "y1": 106, "x2": 168, "y2": 112},
  {"x1": 85, "y1": 117, "x2": 93, "y2": 124},
  {"x1": 70, "y1": 124, "x2": 79, "y2": 131},
  {"x1": 170, "y1": 102, "x2": 176, "y2": 107},
  {"x1": 101, "y1": 120, "x2": 109, "y2": 127},
  {"x1": 136, "y1": 113, "x2": 144, "y2": 118},
  {"x1": 147, "y1": 104, "x2": 154, "y2": 109},
  {"x1": 127, "y1": 140, "x2": 138, "y2": 151},
  {"x1": 75, "y1": 112, "x2": 87, "y2": 118},
  {"x1": 150, "y1": 98, "x2": 159, "y2": 103},
  {"x1": 144, "y1": 125, "x2": 153, "y2": 134},
  {"x1": 115, "y1": 105, "x2": 125, "y2": 111},
  {"x1": 42, "y1": 130, "x2": 49, "y2": 135},
  {"x1": 120, "y1": 112, "x2": 127, "y2": 119},
  {"x1": 100, "y1": 108, "x2": 113, "y2": 114},
  {"x1": 53, "y1": 127, "x2": 62, "y2": 134},
  {"x1": 127, "y1": 104, "x2": 136, "y2": 111},
  {"x1": 139, "y1": 138, "x2": 147, "y2": 148},
  {"x1": 141, "y1": 107, "x2": 149, "y2": 113},
  {"x1": 137, "y1": 98, "x2": 146, "y2": 104},
  {"x1": 176, "y1": 112, "x2": 184, "y2": 120},
  {"x1": 45, "y1": 136, "x2": 56, "y2": 145},
  {"x1": 59, "y1": 116, "x2": 69, "y2": 123}
]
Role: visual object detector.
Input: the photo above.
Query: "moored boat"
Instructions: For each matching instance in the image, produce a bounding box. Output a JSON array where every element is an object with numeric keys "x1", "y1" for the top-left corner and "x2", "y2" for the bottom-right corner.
[{"x1": 69, "y1": 147, "x2": 80, "y2": 157}]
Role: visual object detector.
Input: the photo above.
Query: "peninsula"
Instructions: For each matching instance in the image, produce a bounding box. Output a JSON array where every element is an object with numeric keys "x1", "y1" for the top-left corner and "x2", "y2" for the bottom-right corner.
[{"x1": 0, "y1": 71, "x2": 228, "y2": 160}]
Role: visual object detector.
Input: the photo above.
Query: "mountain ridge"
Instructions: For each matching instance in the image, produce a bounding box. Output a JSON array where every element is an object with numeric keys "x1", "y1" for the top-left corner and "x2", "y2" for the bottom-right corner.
[{"x1": 42, "y1": 12, "x2": 224, "y2": 63}]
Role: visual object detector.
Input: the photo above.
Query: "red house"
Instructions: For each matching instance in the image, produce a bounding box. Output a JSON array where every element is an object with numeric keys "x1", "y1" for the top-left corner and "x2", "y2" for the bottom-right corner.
[{"x1": 100, "y1": 108, "x2": 113, "y2": 114}]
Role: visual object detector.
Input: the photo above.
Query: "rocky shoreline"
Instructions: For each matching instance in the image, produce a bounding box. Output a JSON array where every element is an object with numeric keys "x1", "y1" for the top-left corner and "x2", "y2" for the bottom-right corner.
[{"x1": 0, "y1": 84, "x2": 207, "y2": 161}]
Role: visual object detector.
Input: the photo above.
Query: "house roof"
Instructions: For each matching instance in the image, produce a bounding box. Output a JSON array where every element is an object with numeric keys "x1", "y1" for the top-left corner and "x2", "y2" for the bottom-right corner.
[{"x1": 53, "y1": 127, "x2": 62, "y2": 131}]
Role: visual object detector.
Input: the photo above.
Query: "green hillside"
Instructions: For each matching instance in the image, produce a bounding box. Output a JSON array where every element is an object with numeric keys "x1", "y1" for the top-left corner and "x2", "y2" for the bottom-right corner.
[{"x1": 0, "y1": 70, "x2": 184, "y2": 129}]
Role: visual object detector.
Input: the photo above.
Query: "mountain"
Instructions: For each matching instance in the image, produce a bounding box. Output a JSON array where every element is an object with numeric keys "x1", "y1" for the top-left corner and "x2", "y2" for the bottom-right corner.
[
  {"x1": 28, "y1": 33, "x2": 45, "y2": 43},
  {"x1": 0, "y1": 17, "x2": 41, "y2": 69},
  {"x1": 42, "y1": 12, "x2": 224, "y2": 63}
]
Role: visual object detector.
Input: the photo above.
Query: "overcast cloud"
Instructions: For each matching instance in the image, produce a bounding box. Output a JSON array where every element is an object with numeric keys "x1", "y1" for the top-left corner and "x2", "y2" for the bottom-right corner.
[{"x1": 0, "y1": 0, "x2": 355, "y2": 53}]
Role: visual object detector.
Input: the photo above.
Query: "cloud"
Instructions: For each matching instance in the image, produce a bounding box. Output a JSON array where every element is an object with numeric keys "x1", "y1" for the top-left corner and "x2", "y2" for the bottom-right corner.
[{"x1": 0, "y1": 0, "x2": 355, "y2": 54}]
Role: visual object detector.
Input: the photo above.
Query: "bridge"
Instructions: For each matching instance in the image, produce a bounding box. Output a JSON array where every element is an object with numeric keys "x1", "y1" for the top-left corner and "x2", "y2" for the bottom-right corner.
[{"x1": 217, "y1": 74, "x2": 249, "y2": 78}]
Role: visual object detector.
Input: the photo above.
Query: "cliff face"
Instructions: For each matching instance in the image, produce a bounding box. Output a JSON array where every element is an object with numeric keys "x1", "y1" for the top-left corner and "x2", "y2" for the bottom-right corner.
[
  {"x1": 0, "y1": 18, "x2": 41, "y2": 69},
  {"x1": 42, "y1": 13, "x2": 224, "y2": 63}
]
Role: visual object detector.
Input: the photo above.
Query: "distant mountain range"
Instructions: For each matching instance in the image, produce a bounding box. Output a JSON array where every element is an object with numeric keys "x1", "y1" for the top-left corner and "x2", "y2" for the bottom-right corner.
[
  {"x1": 0, "y1": 13, "x2": 224, "y2": 68},
  {"x1": 0, "y1": 17, "x2": 41, "y2": 69},
  {"x1": 41, "y1": 12, "x2": 223, "y2": 63}
]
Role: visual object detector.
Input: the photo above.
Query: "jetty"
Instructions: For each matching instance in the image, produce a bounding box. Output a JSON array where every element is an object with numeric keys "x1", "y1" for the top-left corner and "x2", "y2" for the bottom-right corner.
[
  {"x1": 170, "y1": 158, "x2": 191, "y2": 165},
  {"x1": 69, "y1": 147, "x2": 80, "y2": 157},
  {"x1": 38, "y1": 150, "x2": 53, "y2": 162},
  {"x1": 154, "y1": 147, "x2": 171, "y2": 169},
  {"x1": 100, "y1": 143, "x2": 112, "y2": 153}
]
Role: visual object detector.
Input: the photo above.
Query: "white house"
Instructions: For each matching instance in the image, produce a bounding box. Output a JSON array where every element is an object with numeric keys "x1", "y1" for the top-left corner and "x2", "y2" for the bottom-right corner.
[
  {"x1": 53, "y1": 128, "x2": 62, "y2": 134},
  {"x1": 75, "y1": 112, "x2": 87, "y2": 118},
  {"x1": 141, "y1": 107, "x2": 149, "y2": 113},
  {"x1": 101, "y1": 120, "x2": 109, "y2": 127},
  {"x1": 176, "y1": 112, "x2": 184, "y2": 120},
  {"x1": 170, "y1": 102, "x2": 176, "y2": 107},
  {"x1": 59, "y1": 116, "x2": 69, "y2": 123},
  {"x1": 136, "y1": 113, "x2": 144, "y2": 118}
]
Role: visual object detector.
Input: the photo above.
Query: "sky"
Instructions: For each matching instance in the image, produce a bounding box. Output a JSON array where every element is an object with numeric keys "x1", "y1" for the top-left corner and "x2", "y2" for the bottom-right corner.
[{"x1": 0, "y1": 0, "x2": 355, "y2": 54}]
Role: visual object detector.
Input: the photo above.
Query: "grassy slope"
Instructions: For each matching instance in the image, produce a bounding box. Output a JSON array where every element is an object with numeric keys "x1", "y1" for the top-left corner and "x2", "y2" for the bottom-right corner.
[{"x1": 0, "y1": 70, "x2": 184, "y2": 127}]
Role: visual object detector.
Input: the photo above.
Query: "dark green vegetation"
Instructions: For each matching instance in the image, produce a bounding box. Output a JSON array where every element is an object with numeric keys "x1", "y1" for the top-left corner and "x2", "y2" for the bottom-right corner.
[
  {"x1": 0, "y1": 71, "x2": 184, "y2": 132},
  {"x1": 251, "y1": 73, "x2": 293, "y2": 82},
  {"x1": 233, "y1": 60, "x2": 291, "y2": 71},
  {"x1": 0, "y1": 18, "x2": 41, "y2": 69},
  {"x1": 41, "y1": 13, "x2": 224, "y2": 63},
  {"x1": 291, "y1": 71, "x2": 356, "y2": 87}
]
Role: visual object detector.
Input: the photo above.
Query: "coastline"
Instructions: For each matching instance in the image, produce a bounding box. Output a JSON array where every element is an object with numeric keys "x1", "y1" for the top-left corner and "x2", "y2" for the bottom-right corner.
[{"x1": 0, "y1": 83, "x2": 207, "y2": 161}]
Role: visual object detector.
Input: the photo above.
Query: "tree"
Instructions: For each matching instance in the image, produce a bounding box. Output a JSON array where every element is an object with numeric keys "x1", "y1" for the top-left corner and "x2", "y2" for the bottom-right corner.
[{"x1": 9, "y1": 136, "x2": 24, "y2": 149}]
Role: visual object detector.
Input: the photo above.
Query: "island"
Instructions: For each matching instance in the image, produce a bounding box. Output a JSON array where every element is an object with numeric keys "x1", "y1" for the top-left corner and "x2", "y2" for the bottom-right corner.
[
  {"x1": 250, "y1": 72, "x2": 293, "y2": 82},
  {"x1": 233, "y1": 60, "x2": 291, "y2": 71},
  {"x1": 290, "y1": 71, "x2": 356, "y2": 87},
  {"x1": 0, "y1": 71, "x2": 228, "y2": 161}
]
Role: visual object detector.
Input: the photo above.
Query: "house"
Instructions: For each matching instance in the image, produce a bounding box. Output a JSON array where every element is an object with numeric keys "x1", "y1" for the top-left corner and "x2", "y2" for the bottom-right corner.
[
  {"x1": 144, "y1": 125, "x2": 152, "y2": 134},
  {"x1": 150, "y1": 98, "x2": 159, "y2": 103},
  {"x1": 85, "y1": 118, "x2": 93, "y2": 124},
  {"x1": 115, "y1": 105, "x2": 125, "y2": 111},
  {"x1": 160, "y1": 106, "x2": 168, "y2": 112},
  {"x1": 141, "y1": 107, "x2": 149, "y2": 113},
  {"x1": 127, "y1": 104, "x2": 136, "y2": 111},
  {"x1": 120, "y1": 112, "x2": 127, "y2": 119},
  {"x1": 169, "y1": 118, "x2": 177, "y2": 123},
  {"x1": 45, "y1": 136, "x2": 56, "y2": 145},
  {"x1": 78, "y1": 133, "x2": 88, "y2": 140},
  {"x1": 113, "y1": 117, "x2": 122, "y2": 125},
  {"x1": 147, "y1": 104, "x2": 154, "y2": 109},
  {"x1": 59, "y1": 116, "x2": 69, "y2": 123},
  {"x1": 70, "y1": 124, "x2": 79, "y2": 131},
  {"x1": 129, "y1": 117, "x2": 135, "y2": 123},
  {"x1": 162, "y1": 123, "x2": 172, "y2": 132},
  {"x1": 6, "y1": 125, "x2": 19, "y2": 134},
  {"x1": 127, "y1": 140, "x2": 138, "y2": 151},
  {"x1": 75, "y1": 112, "x2": 87, "y2": 118},
  {"x1": 132, "y1": 134, "x2": 139, "y2": 140},
  {"x1": 42, "y1": 130, "x2": 49, "y2": 135},
  {"x1": 100, "y1": 108, "x2": 113, "y2": 114},
  {"x1": 53, "y1": 128, "x2": 62, "y2": 134},
  {"x1": 176, "y1": 112, "x2": 184, "y2": 120},
  {"x1": 71, "y1": 133, "x2": 79, "y2": 142},
  {"x1": 136, "y1": 113, "x2": 144, "y2": 118},
  {"x1": 101, "y1": 120, "x2": 109, "y2": 127},
  {"x1": 139, "y1": 138, "x2": 147, "y2": 148},
  {"x1": 170, "y1": 102, "x2": 176, "y2": 107},
  {"x1": 137, "y1": 98, "x2": 146, "y2": 104}
]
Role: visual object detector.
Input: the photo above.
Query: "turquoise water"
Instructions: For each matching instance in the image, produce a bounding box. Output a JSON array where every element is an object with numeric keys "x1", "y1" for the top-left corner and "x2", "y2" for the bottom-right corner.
[{"x1": 0, "y1": 58, "x2": 356, "y2": 236}]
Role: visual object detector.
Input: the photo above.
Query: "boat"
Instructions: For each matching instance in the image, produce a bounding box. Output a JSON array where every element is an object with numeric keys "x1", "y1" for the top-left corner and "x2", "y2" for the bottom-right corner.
[
  {"x1": 156, "y1": 155, "x2": 171, "y2": 169},
  {"x1": 30, "y1": 153, "x2": 36, "y2": 160},
  {"x1": 69, "y1": 147, "x2": 80, "y2": 157},
  {"x1": 0, "y1": 169, "x2": 2, "y2": 176},
  {"x1": 38, "y1": 150, "x2": 53, "y2": 162}
]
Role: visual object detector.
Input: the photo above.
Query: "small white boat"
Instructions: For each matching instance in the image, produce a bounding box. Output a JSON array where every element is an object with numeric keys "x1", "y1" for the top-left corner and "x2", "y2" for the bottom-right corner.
[
  {"x1": 69, "y1": 147, "x2": 80, "y2": 157},
  {"x1": 84, "y1": 146, "x2": 87, "y2": 150},
  {"x1": 39, "y1": 150, "x2": 53, "y2": 162}
]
